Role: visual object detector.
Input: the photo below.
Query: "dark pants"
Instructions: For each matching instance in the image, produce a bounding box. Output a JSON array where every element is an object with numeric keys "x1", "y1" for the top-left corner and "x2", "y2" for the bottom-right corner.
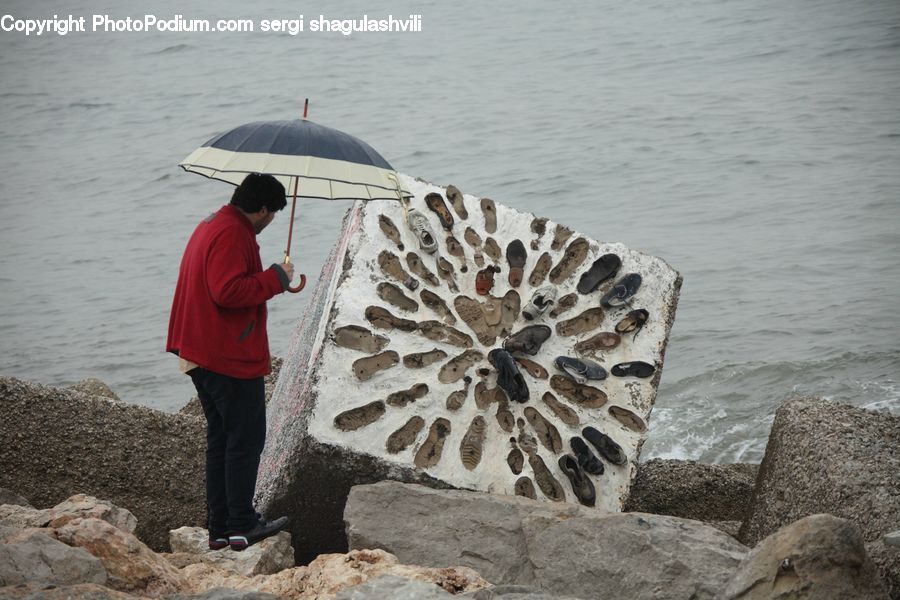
[{"x1": 189, "y1": 367, "x2": 266, "y2": 534}]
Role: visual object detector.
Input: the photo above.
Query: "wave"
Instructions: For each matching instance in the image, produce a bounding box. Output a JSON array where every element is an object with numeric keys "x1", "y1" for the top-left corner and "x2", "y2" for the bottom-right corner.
[{"x1": 643, "y1": 351, "x2": 900, "y2": 463}]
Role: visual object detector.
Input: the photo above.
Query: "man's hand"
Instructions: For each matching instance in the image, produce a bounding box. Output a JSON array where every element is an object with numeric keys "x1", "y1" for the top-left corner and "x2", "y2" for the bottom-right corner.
[{"x1": 280, "y1": 261, "x2": 295, "y2": 282}]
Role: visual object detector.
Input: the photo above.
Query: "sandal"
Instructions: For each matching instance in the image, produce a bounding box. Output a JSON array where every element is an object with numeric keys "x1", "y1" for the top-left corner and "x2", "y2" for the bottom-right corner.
[{"x1": 424, "y1": 192, "x2": 454, "y2": 231}]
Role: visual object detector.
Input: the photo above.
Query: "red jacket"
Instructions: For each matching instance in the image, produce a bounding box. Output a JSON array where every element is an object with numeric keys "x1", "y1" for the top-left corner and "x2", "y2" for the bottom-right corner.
[{"x1": 167, "y1": 204, "x2": 288, "y2": 378}]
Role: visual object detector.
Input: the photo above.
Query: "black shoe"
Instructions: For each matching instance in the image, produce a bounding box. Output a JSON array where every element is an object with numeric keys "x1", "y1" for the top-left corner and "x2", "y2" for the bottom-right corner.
[
  {"x1": 582, "y1": 426, "x2": 627, "y2": 466},
  {"x1": 611, "y1": 361, "x2": 656, "y2": 378},
  {"x1": 600, "y1": 273, "x2": 642, "y2": 308},
  {"x1": 554, "y1": 356, "x2": 607, "y2": 384},
  {"x1": 228, "y1": 516, "x2": 289, "y2": 551},
  {"x1": 503, "y1": 324, "x2": 552, "y2": 356},
  {"x1": 489, "y1": 348, "x2": 529, "y2": 403},
  {"x1": 577, "y1": 253, "x2": 621, "y2": 294},
  {"x1": 558, "y1": 454, "x2": 596, "y2": 507},
  {"x1": 570, "y1": 436, "x2": 604, "y2": 475}
]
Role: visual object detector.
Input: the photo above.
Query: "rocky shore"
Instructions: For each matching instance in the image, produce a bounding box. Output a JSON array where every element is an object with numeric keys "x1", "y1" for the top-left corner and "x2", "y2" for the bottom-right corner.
[{"x1": 0, "y1": 374, "x2": 897, "y2": 598}]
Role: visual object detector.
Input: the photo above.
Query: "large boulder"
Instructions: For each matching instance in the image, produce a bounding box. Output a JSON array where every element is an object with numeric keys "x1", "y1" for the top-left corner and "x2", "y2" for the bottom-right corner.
[
  {"x1": 257, "y1": 178, "x2": 682, "y2": 563},
  {"x1": 722, "y1": 514, "x2": 888, "y2": 599},
  {"x1": 54, "y1": 517, "x2": 183, "y2": 596},
  {"x1": 0, "y1": 376, "x2": 206, "y2": 551},
  {"x1": 45, "y1": 494, "x2": 137, "y2": 532},
  {"x1": 169, "y1": 526, "x2": 294, "y2": 576},
  {"x1": 345, "y1": 481, "x2": 747, "y2": 599},
  {"x1": 626, "y1": 459, "x2": 758, "y2": 521},
  {"x1": 0, "y1": 530, "x2": 107, "y2": 587},
  {"x1": 739, "y1": 396, "x2": 900, "y2": 597}
]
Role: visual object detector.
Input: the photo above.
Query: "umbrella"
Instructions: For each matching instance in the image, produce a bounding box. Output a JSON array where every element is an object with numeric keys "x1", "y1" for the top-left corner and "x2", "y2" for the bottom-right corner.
[{"x1": 179, "y1": 100, "x2": 412, "y2": 293}]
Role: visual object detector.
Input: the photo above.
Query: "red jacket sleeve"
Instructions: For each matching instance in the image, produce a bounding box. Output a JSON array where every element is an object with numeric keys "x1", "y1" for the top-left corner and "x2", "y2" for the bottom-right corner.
[{"x1": 206, "y1": 234, "x2": 285, "y2": 308}]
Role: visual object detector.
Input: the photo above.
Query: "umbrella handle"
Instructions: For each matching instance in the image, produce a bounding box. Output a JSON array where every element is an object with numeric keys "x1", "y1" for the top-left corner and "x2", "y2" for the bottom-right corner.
[{"x1": 283, "y1": 255, "x2": 306, "y2": 293}]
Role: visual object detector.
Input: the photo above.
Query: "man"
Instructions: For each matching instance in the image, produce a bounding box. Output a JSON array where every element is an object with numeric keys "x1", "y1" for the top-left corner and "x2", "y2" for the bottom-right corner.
[{"x1": 167, "y1": 173, "x2": 292, "y2": 551}]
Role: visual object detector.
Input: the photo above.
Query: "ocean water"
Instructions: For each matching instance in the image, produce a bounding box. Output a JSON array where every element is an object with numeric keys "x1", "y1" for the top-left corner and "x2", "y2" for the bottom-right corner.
[{"x1": 1, "y1": 0, "x2": 898, "y2": 463}]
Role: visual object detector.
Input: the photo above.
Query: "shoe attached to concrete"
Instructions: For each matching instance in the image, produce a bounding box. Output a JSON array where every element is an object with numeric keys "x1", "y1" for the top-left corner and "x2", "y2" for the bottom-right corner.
[
  {"x1": 425, "y1": 192, "x2": 454, "y2": 231},
  {"x1": 582, "y1": 426, "x2": 627, "y2": 466},
  {"x1": 554, "y1": 356, "x2": 607, "y2": 384},
  {"x1": 522, "y1": 285, "x2": 557, "y2": 321},
  {"x1": 228, "y1": 516, "x2": 289, "y2": 551},
  {"x1": 558, "y1": 454, "x2": 596, "y2": 507},
  {"x1": 406, "y1": 209, "x2": 438, "y2": 254},
  {"x1": 570, "y1": 436, "x2": 604, "y2": 475},
  {"x1": 488, "y1": 348, "x2": 529, "y2": 403},
  {"x1": 503, "y1": 324, "x2": 552, "y2": 356},
  {"x1": 506, "y1": 239, "x2": 527, "y2": 287},
  {"x1": 611, "y1": 361, "x2": 656, "y2": 378},
  {"x1": 600, "y1": 273, "x2": 642, "y2": 308},
  {"x1": 577, "y1": 253, "x2": 621, "y2": 294}
]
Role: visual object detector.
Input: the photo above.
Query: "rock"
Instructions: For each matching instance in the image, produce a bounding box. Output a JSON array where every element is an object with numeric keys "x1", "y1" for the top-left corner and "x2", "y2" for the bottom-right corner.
[
  {"x1": 0, "y1": 488, "x2": 32, "y2": 507},
  {"x1": 0, "y1": 582, "x2": 139, "y2": 599},
  {"x1": 169, "y1": 526, "x2": 294, "y2": 576},
  {"x1": 722, "y1": 514, "x2": 889, "y2": 599},
  {"x1": 462, "y1": 585, "x2": 586, "y2": 599},
  {"x1": 0, "y1": 531, "x2": 107, "y2": 586},
  {"x1": 345, "y1": 481, "x2": 747, "y2": 598},
  {"x1": 625, "y1": 459, "x2": 758, "y2": 522},
  {"x1": 257, "y1": 186, "x2": 682, "y2": 562},
  {"x1": 46, "y1": 494, "x2": 137, "y2": 532},
  {"x1": 709, "y1": 520, "x2": 743, "y2": 538},
  {"x1": 170, "y1": 588, "x2": 281, "y2": 600},
  {"x1": 332, "y1": 575, "x2": 456, "y2": 599},
  {"x1": 739, "y1": 396, "x2": 900, "y2": 597},
  {"x1": 886, "y1": 530, "x2": 900, "y2": 547},
  {"x1": 180, "y1": 357, "x2": 283, "y2": 418},
  {"x1": 68, "y1": 378, "x2": 121, "y2": 402},
  {"x1": 0, "y1": 504, "x2": 50, "y2": 529},
  {"x1": 54, "y1": 517, "x2": 183, "y2": 596},
  {"x1": 178, "y1": 548, "x2": 489, "y2": 599},
  {"x1": 0, "y1": 376, "x2": 206, "y2": 551}
]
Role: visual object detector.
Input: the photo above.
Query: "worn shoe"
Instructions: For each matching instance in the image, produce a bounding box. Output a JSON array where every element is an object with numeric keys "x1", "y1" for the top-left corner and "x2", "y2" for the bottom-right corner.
[
  {"x1": 582, "y1": 426, "x2": 627, "y2": 466},
  {"x1": 611, "y1": 361, "x2": 656, "y2": 378},
  {"x1": 488, "y1": 348, "x2": 529, "y2": 403},
  {"x1": 600, "y1": 273, "x2": 642, "y2": 308},
  {"x1": 406, "y1": 209, "x2": 438, "y2": 254},
  {"x1": 615, "y1": 308, "x2": 649, "y2": 335},
  {"x1": 228, "y1": 516, "x2": 290, "y2": 551},
  {"x1": 506, "y1": 239, "x2": 527, "y2": 287},
  {"x1": 558, "y1": 454, "x2": 596, "y2": 506},
  {"x1": 554, "y1": 356, "x2": 607, "y2": 384},
  {"x1": 503, "y1": 324, "x2": 552, "y2": 356},
  {"x1": 522, "y1": 285, "x2": 557, "y2": 321},
  {"x1": 425, "y1": 192, "x2": 454, "y2": 231},
  {"x1": 475, "y1": 265, "x2": 500, "y2": 296},
  {"x1": 577, "y1": 253, "x2": 621, "y2": 294},
  {"x1": 570, "y1": 436, "x2": 604, "y2": 475}
]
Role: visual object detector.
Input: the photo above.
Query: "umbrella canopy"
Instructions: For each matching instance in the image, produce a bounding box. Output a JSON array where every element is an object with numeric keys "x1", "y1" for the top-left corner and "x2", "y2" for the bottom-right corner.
[{"x1": 179, "y1": 119, "x2": 411, "y2": 200}]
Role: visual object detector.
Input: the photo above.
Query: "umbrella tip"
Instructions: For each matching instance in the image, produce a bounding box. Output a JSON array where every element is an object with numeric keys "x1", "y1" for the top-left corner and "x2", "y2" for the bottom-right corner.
[{"x1": 303, "y1": 98, "x2": 309, "y2": 120}]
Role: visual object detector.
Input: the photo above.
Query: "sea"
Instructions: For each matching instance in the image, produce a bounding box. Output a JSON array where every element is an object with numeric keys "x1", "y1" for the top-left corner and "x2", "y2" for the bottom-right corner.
[{"x1": 1, "y1": 0, "x2": 898, "y2": 464}]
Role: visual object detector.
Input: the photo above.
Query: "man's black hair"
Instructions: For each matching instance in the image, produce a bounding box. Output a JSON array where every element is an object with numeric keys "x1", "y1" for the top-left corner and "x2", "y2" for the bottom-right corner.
[{"x1": 230, "y1": 173, "x2": 287, "y2": 213}]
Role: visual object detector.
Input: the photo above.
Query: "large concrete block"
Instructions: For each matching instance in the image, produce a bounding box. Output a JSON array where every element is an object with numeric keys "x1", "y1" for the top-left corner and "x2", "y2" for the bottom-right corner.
[
  {"x1": 256, "y1": 176, "x2": 681, "y2": 562},
  {"x1": 739, "y1": 396, "x2": 900, "y2": 597}
]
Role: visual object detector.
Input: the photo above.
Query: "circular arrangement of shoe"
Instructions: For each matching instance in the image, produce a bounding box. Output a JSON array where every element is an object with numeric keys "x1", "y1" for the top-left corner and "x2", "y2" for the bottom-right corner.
[{"x1": 319, "y1": 181, "x2": 676, "y2": 510}]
